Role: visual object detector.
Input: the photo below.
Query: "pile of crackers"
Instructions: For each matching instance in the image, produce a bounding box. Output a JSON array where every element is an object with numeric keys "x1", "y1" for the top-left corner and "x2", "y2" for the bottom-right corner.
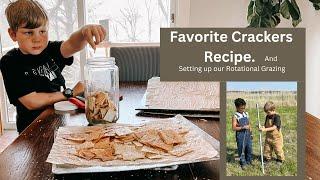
[
  {"x1": 62, "y1": 125, "x2": 193, "y2": 162},
  {"x1": 86, "y1": 91, "x2": 117, "y2": 123}
]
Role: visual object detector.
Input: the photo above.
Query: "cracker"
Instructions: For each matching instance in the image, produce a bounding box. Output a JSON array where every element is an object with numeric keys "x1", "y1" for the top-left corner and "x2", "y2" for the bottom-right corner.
[
  {"x1": 93, "y1": 108, "x2": 100, "y2": 116},
  {"x1": 114, "y1": 127, "x2": 133, "y2": 136},
  {"x1": 100, "y1": 108, "x2": 108, "y2": 119},
  {"x1": 84, "y1": 126, "x2": 103, "y2": 133},
  {"x1": 100, "y1": 99, "x2": 109, "y2": 108},
  {"x1": 91, "y1": 149, "x2": 114, "y2": 161},
  {"x1": 88, "y1": 96, "x2": 96, "y2": 111},
  {"x1": 114, "y1": 143, "x2": 145, "y2": 161},
  {"x1": 75, "y1": 149, "x2": 95, "y2": 160},
  {"x1": 134, "y1": 130, "x2": 147, "y2": 139},
  {"x1": 95, "y1": 92, "x2": 107, "y2": 106},
  {"x1": 132, "y1": 141, "x2": 144, "y2": 147},
  {"x1": 108, "y1": 99, "x2": 116, "y2": 110},
  {"x1": 139, "y1": 130, "x2": 173, "y2": 152},
  {"x1": 86, "y1": 131, "x2": 102, "y2": 141},
  {"x1": 94, "y1": 138, "x2": 114, "y2": 150},
  {"x1": 169, "y1": 148, "x2": 193, "y2": 157},
  {"x1": 141, "y1": 145, "x2": 164, "y2": 155},
  {"x1": 96, "y1": 137, "x2": 110, "y2": 143},
  {"x1": 145, "y1": 153, "x2": 163, "y2": 159},
  {"x1": 103, "y1": 108, "x2": 117, "y2": 122},
  {"x1": 102, "y1": 129, "x2": 116, "y2": 137},
  {"x1": 62, "y1": 133, "x2": 87, "y2": 143},
  {"x1": 114, "y1": 139, "x2": 123, "y2": 143},
  {"x1": 169, "y1": 143, "x2": 193, "y2": 157},
  {"x1": 159, "y1": 129, "x2": 185, "y2": 145},
  {"x1": 124, "y1": 142, "x2": 133, "y2": 145},
  {"x1": 117, "y1": 134, "x2": 136, "y2": 143},
  {"x1": 76, "y1": 141, "x2": 95, "y2": 150},
  {"x1": 93, "y1": 114, "x2": 100, "y2": 120}
]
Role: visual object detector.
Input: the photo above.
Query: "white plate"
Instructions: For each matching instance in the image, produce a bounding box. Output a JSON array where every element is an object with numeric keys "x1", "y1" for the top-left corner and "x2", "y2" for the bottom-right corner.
[{"x1": 54, "y1": 101, "x2": 78, "y2": 111}]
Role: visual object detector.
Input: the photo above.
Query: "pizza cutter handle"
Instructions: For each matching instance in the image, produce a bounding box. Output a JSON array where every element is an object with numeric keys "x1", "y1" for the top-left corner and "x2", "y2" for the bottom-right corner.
[{"x1": 69, "y1": 97, "x2": 85, "y2": 109}]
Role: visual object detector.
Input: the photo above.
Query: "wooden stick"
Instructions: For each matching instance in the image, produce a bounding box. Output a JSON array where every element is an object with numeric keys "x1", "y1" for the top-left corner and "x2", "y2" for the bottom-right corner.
[{"x1": 257, "y1": 103, "x2": 265, "y2": 174}]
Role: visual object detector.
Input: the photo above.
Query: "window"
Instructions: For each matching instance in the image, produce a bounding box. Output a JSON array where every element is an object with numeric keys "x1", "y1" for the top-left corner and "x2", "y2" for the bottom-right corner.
[
  {"x1": 86, "y1": 0, "x2": 171, "y2": 43},
  {"x1": 1, "y1": 0, "x2": 18, "y2": 128},
  {"x1": 0, "y1": 0, "x2": 14, "y2": 51},
  {"x1": 42, "y1": 1, "x2": 81, "y2": 88},
  {"x1": 0, "y1": 0, "x2": 173, "y2": 130}
]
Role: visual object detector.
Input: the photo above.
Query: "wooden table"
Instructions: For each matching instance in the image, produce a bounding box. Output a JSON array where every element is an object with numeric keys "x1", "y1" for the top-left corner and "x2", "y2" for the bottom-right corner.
[
  {"x1": 0, "y1": 82, "x2": 220, "y2": 180},
  {"x1": 306, "y1": 113, "x2": 320, "y2": 180}
]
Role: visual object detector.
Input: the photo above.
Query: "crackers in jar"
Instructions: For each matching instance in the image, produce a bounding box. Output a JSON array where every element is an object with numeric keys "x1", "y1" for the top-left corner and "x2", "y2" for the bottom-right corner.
[{"x1": 86, "y1": 91, "x2": 117, "y2": 123}]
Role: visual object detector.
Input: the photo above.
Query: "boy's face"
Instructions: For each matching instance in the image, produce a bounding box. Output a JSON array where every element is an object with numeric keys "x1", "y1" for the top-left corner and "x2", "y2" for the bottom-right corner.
[
  {"x1": 236, "y1": 105, "x2": 246, "y2": 113},
  {"x1": 266, "y1": 110, "x2": 276, "y2": 116},
  {"x1": 9, "y1": 24, "x2": 49, "y2": 55}
]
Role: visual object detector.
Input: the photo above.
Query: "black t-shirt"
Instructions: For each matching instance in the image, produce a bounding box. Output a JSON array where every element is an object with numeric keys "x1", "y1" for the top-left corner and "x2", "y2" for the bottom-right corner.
[
  {"x1": 265, "y1": 114, "x2": 281, "y2": 130},
  {"x1": 0, "y1": 41, "x2": 73, "y2": 133}
]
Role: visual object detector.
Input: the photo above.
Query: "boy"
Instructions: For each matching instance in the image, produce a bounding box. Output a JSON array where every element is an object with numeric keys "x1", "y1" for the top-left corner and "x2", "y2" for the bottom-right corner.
[
  {"x1": 232, "y1": 98, "x2": 252, "y2": 169},
  {"x1": 0, "y1": 0, "x2": 106, "y2": 133},
  {"x1": 259, "y1": 101, "x2": 285, "y2": 164}
]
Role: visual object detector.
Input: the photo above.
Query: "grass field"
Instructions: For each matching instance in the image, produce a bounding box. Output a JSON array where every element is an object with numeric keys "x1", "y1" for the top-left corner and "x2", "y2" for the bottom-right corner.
[{"x1": 226, "y1": 91, "x2": 297, "y2": 176}]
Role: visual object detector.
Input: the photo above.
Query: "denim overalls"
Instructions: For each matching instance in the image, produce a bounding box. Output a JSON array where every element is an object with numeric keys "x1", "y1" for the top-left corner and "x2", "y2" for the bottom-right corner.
[{"x1": 235, "y1": 112, "x2": 252, "y2": 166}]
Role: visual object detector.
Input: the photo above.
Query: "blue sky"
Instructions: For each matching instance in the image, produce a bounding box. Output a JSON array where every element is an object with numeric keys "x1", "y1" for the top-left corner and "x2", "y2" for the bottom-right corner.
[{"x1": 227, "y1": 82, "x2": 297, "y2": 91}]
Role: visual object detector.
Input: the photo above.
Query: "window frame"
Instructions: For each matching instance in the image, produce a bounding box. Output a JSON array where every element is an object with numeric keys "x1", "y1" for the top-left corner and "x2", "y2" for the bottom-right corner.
[
  {"x1": 0, "y1": 34, "x2": 16, "y2": 129},
  {"x1": 78, "y1": 0, "x2": 177, "y2": 77}
]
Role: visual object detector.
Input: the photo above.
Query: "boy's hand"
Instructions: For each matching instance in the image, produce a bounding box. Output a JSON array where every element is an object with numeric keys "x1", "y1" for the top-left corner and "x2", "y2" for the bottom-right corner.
[
  {"x1": 243, "y1": 125, "x2": 250, "y2": 130},
  {"x1": 81, "y1": 25, "x2": 106, "y2": 50},
  {"x1": 259, "y1": 126, "x2": 266, "y2": 132}
]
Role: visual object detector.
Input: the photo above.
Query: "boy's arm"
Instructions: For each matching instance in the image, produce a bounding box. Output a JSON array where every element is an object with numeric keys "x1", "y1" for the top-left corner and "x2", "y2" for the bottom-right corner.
[
  {"x1": 232, "y1": 117, "x2": 248, "y2": 131},
  {"x1": 19, "y1": 92, "x2": 66, "y2": 110},
  {"x1": 60, "y1": 25, "x2": 106, "y2": 58},
  {"x1": 259, "y1": 125, "x2": 277, "y2": 132},
  {"x1": 18, "y1": 82, "x2": 84, "y2": 110}
]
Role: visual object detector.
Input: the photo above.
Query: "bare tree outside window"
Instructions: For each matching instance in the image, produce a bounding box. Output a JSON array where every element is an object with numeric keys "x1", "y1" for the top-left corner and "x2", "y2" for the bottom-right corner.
[
  {"x1": 42, "y1": 0, "x2": 80, "y2": 88},
  {"x1": 45, "y1": 0, "x2": 77, "y2": 40},
  {"x1": 0, "y1": 0, "x2": 15, "y2": 50},
  {"x1": 116, "y1": 1, "x2": 142, "y2": 42},
  {"x1": 157, "y1": 0, "x2": 169, "y2": 25},
  {"x1": 145, "y1": 0, "x2": 155, "y2": 42},
  {"x1": 87, "y1": 0, "x2": 170, "y2": 43}
]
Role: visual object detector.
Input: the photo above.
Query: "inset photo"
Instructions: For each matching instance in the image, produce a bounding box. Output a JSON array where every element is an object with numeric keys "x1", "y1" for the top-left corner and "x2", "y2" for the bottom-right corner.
[{"x1": 226, "y1": 82, "x2": 297, "y2": 176}]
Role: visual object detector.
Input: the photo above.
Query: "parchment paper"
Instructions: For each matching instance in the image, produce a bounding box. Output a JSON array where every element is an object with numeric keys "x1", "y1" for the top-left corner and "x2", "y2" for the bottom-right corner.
[
  {"x1": 47, "y1": 115, "x2": 219, "y2": 173},
  {"x1": 145, "y1": 77, "x2": 220, "y2": 110}
]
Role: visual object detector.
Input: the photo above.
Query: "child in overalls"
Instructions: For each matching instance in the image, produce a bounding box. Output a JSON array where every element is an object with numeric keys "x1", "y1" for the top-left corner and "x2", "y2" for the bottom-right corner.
[
  {"x1": 259, "y1": 101, "x2": 285, "y2": 164},
  {"x1": 232, "y1": 98, "x2": 252, "y2": 169}
]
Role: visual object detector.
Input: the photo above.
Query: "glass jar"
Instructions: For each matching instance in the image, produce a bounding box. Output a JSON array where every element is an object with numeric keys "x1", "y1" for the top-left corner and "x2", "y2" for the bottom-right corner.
[{"x1": 84, "y1": 57, "x2": 119, "y2": 124}]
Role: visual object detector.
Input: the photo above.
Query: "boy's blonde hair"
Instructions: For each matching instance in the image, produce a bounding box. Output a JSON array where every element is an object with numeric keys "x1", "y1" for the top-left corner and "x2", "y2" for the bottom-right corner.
[
  {"x1": 5, "y1": 0, "x2": 48, "y2": 32},
  {"x1": 264, "y1": 101, "x2": 276, "y2": 112}
]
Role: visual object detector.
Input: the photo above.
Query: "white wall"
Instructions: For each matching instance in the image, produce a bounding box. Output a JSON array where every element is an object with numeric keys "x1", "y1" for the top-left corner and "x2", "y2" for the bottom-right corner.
[
  {"x1": 183, "y1": 0, "x2": 320, "y2": 117},
  {"x1": 189, "y1": 0, "x2": 248, "y2": 27}
]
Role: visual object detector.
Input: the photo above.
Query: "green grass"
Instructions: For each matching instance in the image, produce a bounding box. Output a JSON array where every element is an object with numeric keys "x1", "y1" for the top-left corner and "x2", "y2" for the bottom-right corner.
[{"x1": 226, "y1": 95, "x2": 297, "y2": 176}]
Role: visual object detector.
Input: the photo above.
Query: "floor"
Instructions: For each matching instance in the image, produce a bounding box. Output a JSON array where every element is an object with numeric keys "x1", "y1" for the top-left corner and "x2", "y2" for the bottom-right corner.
[{"x1": 0, "y1": 130, "x2": 18, "y2": 154}]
